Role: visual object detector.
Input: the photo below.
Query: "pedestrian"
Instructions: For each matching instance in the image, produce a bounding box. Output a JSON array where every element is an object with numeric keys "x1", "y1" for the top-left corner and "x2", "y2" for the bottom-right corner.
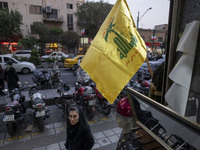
[
  {"x1": 4, "y1": 61, "x2": 19, "y2": 91},
  {"x1": 65, "y1": 105, "x2": 94, "y2": 150},
  {"x1": 0, "y1": 64, "x2": 5, "y2": 95}
]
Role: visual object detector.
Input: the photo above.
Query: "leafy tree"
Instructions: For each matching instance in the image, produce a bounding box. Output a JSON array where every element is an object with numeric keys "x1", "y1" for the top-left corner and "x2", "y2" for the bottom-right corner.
[
  {"x1": 75, "y1": 0, "x2": 113, "y2": 38},
  {"x1": 59, "y1": 31, "x2": 80, "y2": 53},
  {"x1": 0, "y1": 9, "x2": 23, "y2": 49},
  {"x1": 29, "y1": 49, "x2": 41, "y2": 65},
  {"x1": 31, "y1": 22, "x2": 51, "y2": 55},
  {"x1": 18, "y1": 35, "x2": 37, "y2": 50},
  {"x1": 50, "y1": 27, "x2": 63, "y2": 42}
]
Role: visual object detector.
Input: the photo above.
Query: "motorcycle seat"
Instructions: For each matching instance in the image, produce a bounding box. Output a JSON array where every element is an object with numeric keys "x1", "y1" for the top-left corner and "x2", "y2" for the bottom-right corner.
[
  {"x1": 33, "y1": 97, "x2": 45, "y2": 105},
  {"x1": 6, "y1": 100, "x2": 20, "y2": 107}
]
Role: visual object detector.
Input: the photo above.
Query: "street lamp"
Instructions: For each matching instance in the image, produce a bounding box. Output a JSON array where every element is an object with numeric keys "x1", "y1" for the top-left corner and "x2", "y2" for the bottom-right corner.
[{"x1": 137, "y1": 7, "x2": 152, "y2": 29}]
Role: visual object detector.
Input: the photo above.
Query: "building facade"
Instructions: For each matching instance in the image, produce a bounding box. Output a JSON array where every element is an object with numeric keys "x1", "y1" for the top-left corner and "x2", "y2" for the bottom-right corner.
[
  {"x1": 0, "y1": 0, "x2": 84, "y2": 37},
  {"x1": 138, "y1": 24, "x2": 168, "y2": 49}
]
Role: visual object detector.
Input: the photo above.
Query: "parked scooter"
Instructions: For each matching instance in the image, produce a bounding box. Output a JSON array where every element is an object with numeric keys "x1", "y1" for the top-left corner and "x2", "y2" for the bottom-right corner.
[
  {"x1": 28, "y1": 85, "x2": 49, "y2": 131},
  {"x1": 32, "y1": 68, "x2": 61, "y2": 89},
  {"x1": 73, "y1": 82, "x2": 96, "y2": 120},
  {"x1": 90, "y1": 82, "x2": 111, "y2": 115},
  {"x1": 129, "y1": 75, "x2": 150, "y2": 96},
  {"x1": 3, "y1": 82, "x2": 28, "y2": 136}
]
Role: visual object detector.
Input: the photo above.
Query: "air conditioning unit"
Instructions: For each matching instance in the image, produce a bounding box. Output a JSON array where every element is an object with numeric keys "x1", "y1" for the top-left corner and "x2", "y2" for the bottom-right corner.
[{"x1": 46, "y1": 6, "x2": 52, "y2": 13}]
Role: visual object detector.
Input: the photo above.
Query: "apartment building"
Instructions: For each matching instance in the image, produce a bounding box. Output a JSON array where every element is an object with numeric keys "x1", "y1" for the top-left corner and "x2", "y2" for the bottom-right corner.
[
  {"x1": 0, "y1": 0, "x2": 85, "y2": 37},
  {"x1": 138, "y1": 24, "x2": 168, "y2": 49}
]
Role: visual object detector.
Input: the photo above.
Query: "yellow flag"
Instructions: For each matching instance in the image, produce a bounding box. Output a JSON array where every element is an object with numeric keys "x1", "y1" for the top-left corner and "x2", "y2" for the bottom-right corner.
[{"x1": 80, "y1": 0, "x2": 146, "y2": 104}]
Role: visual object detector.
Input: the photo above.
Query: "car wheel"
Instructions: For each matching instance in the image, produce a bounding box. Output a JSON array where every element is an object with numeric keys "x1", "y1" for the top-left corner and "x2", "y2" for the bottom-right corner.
[{"x1": 21, "y1": 67, "x2": 30, "y2": 74}]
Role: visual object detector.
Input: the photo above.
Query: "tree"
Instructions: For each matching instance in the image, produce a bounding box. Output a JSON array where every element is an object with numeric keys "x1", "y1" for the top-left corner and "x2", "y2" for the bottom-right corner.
[
  {"x1": 0, "y1": 9, "x2": 23, "y2": 49},
  {"x1": 50, "y1": 27, "x2": 63, "y2": 43},
  {"x1": 75, "y1": 0, "x2": 113, "y2": 39},
  {"x1": 59, "y1": 31, "x2": 80, "y2": 54},
  {"x1": 18, "y1": 35, "x2": 37, "y2": 50},
  {"x1": 31, "y1": 22, "x2": 51, "y2": 55}
]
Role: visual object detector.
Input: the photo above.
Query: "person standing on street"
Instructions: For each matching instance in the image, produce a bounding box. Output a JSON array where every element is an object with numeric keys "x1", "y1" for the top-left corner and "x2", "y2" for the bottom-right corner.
[
  {"x1": 0, "y1": 64, "x2": 5, "y2": 95},
  {"x1": 4, "y1": 61, "x2": 19, "y2": 91},
  {"x1": 65, "y1": 105, "x2": 94, "y2": 150}
]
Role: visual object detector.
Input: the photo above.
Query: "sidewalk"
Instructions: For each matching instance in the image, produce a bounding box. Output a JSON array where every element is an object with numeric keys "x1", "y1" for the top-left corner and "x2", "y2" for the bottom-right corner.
[{"x1": 0, "y1": 87, "x2": 75, "y2": 112}]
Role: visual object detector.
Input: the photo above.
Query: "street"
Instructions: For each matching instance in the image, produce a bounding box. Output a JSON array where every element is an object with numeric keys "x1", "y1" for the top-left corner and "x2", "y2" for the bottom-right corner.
[{"x1": 0, "y1": 68, "x2": 120, "y2": 150}]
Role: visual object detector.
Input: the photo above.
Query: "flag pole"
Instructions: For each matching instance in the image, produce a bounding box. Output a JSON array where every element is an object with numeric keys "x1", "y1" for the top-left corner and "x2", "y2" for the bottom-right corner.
[{"x1": 146, "y1": 58, "x2": 153, "y2": 77}]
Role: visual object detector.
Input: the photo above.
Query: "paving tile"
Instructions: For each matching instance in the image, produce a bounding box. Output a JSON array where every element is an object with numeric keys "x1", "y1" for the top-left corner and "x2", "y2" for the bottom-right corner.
[
  {"x1": 42, "y1": 129, "x2": 55, "y2": 136},
  {"x1": 47, "y1": 143, "x2": 60, "y2": 150},
  {"x1": 117, "y1": 133, "x2": 121, "y2": 137},
  {"x1": 55, "y1": 127, "x2": 65, "y2": 134},
  {"x1": 108, "y1": 135, "x2": 119, "y2": 143},
  {"x1": 97, "y1": 137, "x2": 111, "y2": 147},
  {"x1": 112, "y1": 127, "x2": 122, "y2": 134},
  {"x1": 103, "y1": 129, "x2": 115, "y2": 137},
  {"x1": 53, "y1": 122, "x2": 64, "y2": 128},
  {"x1": 32, "y1": 146, "x2": 46, "y2": 150},
  {"x1": 93, "y1": 132, "x2": 105, "y2": 140},
  {"x1": 92, "y1": 140, "x2": 101, "y2": 149},
  {"x1": 59, "y1": 141, "x2": 66, "y2": 150},
  {"x1": 45, "y1": 124, "x2": 54, "y2": 129},
  {"x1": 95, "y1": 120, "x2": 104, "y2": 124}
]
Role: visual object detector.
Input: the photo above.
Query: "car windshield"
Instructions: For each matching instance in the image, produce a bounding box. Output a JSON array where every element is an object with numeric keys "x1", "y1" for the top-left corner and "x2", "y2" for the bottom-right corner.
[{"x1": 72, "y1": 56, "x2": 79, "y2": 59}]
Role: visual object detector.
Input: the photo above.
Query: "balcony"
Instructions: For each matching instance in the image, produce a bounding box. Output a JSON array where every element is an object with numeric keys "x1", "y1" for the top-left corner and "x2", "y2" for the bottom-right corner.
[{"x1": 43, "y1": 15, "x2": 63, "y2": 23}]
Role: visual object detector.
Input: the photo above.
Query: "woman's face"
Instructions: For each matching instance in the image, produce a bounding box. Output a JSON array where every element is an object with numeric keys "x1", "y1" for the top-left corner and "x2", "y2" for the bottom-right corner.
[{"x1": 69, "y1": 110, "x2": 79, "y2": 125}]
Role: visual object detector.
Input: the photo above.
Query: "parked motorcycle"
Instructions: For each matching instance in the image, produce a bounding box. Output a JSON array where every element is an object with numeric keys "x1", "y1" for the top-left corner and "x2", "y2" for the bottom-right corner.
[
  {"x1": 54, "y1": 80, "x2": 74, "y2": 117},
  {"x1": 3, "y1": 82, "x2": 28, "y2": 136},
  {"x1": 90, "y1": 82, "x2": 111, "y2": 115},
  {"x1": 32, "y1": 68, "x2": 61, "y2": 89},
  {"x1": 28, "y1": 85, "x2": 48, "y2": 131},
  {"x1": 129, "y1": 75, "x2": 150, "y2": 96},
  {"x1": 73, "y1": 82, "x2": 96, "y2": 120}
]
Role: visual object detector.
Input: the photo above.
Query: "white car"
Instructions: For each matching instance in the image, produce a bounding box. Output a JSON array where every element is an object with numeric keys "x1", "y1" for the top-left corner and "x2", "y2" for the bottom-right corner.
[
  {"x1": 13, "y1": 50, "x2": 31, "y2": 59},
  {"x1": 0, "y1": 55, "x2": 36, "y2": 74},
  {"x1": 41, "y1": 52, "x2": 68, "y2": 62}
]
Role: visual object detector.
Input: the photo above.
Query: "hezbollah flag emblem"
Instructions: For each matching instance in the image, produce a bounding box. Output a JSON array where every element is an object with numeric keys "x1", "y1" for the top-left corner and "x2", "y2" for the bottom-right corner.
[{"x1": 80, "y1": 0, "x2": 147, "y2": 104}]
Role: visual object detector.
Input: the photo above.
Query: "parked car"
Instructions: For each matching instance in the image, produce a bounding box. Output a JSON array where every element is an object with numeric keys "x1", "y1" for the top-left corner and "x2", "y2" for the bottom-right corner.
[
  {"x1": 13, "y1": 50, "x2": 31, "y2": 59},
  {"x1": 64, "y1": 55, "x2": 84, "y2": 69},
  {"x1": 40, "y1": 52, "x2": 69, "y2": 62},
  {"x1": 0, "y1": 55, "x2": 36, "y2": 74}
]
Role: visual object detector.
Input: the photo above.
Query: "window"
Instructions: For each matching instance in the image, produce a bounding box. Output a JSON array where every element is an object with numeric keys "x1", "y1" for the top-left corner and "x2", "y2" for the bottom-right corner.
[
  {"x1": 4, "y1": 57, "x2": 16, "y2": 64},
  {"x1": 67, "y1": 3, "x2": 73, "y2": 9},
  {"x1": 158, "y1": 37, "x2": 163, "y2": 42},
  {"x1": 67, "y1": 14, "x2": 73, "y2": 30},
  {"x1": 29, "y1": 5, "x2": 42, "y2": 14},
  {"x1": 0, "y1": 2, "x2": 8, "y2": 9}
]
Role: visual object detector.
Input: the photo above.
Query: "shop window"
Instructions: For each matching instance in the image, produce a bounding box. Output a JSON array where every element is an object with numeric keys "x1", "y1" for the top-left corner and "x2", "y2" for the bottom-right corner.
[{"x1": 67, "y1": 14, "x2": 73, "y2": 30}]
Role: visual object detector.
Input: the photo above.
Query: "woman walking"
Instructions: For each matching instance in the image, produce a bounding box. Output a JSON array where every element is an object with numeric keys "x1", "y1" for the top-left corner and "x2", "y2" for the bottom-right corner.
[{"x1": 65, "y1": 105, "x2": 94, "y2": 150}]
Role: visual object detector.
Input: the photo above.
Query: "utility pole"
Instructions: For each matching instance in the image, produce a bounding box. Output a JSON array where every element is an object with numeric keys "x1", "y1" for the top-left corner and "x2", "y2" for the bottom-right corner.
[{"x1": 136, "y1": 7, "x2": 152, "y2": 29}]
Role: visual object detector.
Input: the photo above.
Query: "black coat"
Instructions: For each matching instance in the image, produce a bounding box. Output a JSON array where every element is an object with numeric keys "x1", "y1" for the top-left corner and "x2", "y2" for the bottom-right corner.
[
  {"x1": 4, "y1": 66, "x2": 19, "y2": 90},
  {"x1": 65, "y1": 106, "x2": 94, "y2": 150}
]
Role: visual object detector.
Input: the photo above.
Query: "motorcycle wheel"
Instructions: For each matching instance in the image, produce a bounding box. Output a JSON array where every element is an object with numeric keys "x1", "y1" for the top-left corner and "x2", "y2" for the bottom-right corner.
[
  {"x1": 7, "y1": 122, "x2": 17, "y2": 136},
  {"x1": 36, "y1": 118, "x2": 44, "y2": 132},
  {"x1": 54, "y1": 97, "x2": 63, "y2": 108},
  {"x1": 86, "y1": 106, "x2": 95, "y2": 120},
  {"x1": 101, "y1": 100, "x2": 111, "y2": 115}
]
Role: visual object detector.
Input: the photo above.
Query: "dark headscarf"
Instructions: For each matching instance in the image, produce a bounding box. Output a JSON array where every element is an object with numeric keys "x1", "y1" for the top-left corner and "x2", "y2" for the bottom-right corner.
[{"x1": 66, "y1": 105, "x2": 93, "y2": 150}]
